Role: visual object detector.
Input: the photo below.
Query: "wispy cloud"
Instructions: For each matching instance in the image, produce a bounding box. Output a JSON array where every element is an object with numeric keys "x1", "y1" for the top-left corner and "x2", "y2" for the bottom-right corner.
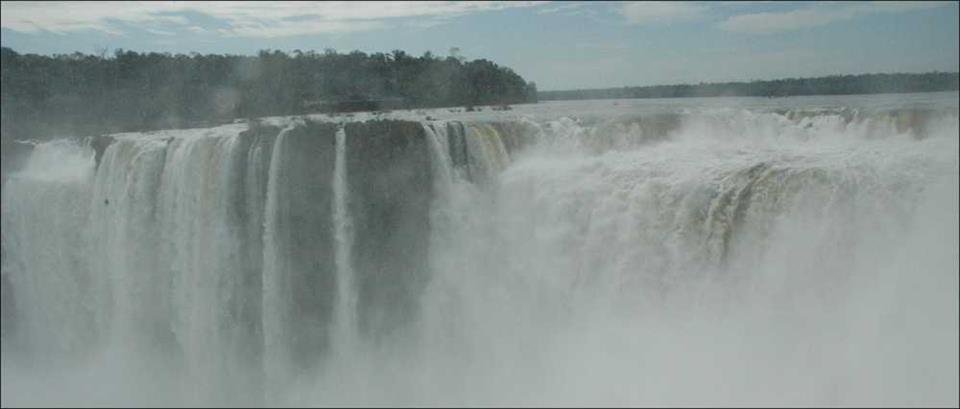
[
  {"x1": 718, "y1": 1, "x2": 954, "y2": 35},
  {"x1": 574, "y1": 41, "x2": 630, "y2": 51},
  {"x1": 144, "y1": 27, "x2": 175, "y2": 36},
  {"x1": 0, "y1": 2, "x2": 186, "y2": 35},
  {"x1": 621, "y1": 1, "x2": 707, "y2": 26},
  {"x1": 0, "y1": 1, "x2": 544, "y2": 38},
  {"x1": 537, "y1": 2, "x2": 588, "y2": 15},
  {"x1": 218, "y1": 19, "x2": 388, "y2": 38}
]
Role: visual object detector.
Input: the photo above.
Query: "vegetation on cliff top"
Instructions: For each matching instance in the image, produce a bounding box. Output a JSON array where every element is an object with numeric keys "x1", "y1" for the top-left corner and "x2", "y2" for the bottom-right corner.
[
  {"x1": 539, "y1": 72, "x2": 959, "y2": 101},
  {"x1": 0, "y1": 47, "x2": 538, "y2": 143}
]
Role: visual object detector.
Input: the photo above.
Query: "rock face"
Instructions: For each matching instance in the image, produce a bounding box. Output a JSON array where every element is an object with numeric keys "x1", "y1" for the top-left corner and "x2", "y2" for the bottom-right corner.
[
  {"x1": 261, "y1": 121, "x2": 338, "y2": 375},
  {"x1": 0, "y1": 140, "x2": 35, "y2": 192},
  {"x1": 345, "y1": 120, "x2": 434, "y2": 341}
]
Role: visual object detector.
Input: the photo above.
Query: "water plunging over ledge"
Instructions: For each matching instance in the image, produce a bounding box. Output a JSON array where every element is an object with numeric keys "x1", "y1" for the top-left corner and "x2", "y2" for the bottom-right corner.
[{"x1": 2, "y1": 93, "x2": 958, "y2": 406}]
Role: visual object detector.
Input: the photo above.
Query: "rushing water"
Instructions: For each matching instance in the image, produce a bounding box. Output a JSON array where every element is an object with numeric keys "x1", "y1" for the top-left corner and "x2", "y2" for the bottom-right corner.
[{"x1": 1, "y1": 93, "x2": 958, "y2": 407}]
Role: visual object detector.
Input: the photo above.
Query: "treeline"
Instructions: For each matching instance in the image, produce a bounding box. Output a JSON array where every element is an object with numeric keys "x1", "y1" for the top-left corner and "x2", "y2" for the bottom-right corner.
[
  {"x1": 539, "y1": 72, "x2": 959, "y2": 101},
  {"x1": 0, "y1": 47, "x2": 538, "y2": 142}
]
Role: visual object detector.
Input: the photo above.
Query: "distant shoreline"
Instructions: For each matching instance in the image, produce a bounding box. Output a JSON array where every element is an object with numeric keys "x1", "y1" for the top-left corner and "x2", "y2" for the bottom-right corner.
[{"x1": 539, "y1": 72, "x2": 959, "y2": 101}]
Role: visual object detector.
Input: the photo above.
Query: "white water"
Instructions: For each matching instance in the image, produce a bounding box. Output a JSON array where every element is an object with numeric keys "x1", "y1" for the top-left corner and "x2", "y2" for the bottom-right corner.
[
  {"x1": 262, "y1": 124, "x2": 294, "y2": 403},
  {"x1": 331, "y1": 126, "x2": 358, "y2": 356},
  {"x1": 1, "y1": 94, "x2": 958, "y2": 407}
]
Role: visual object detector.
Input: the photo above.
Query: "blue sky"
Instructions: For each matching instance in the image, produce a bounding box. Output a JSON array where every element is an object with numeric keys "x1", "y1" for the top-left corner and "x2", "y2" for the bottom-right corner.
[{"x1": 1, "y1": 1, "x2": 957, "y2": 90}]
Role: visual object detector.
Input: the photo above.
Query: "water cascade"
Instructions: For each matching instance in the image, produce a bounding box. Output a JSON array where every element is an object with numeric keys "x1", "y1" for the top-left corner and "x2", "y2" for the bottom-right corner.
[{"x1": 1, "y1": 100, "x2": 958, "y2": 406}]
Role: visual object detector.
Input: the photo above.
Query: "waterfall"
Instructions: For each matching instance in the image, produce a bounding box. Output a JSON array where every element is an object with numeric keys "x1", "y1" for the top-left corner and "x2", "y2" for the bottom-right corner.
[
  {"x1": 422, "y1": 122, "x2": 454, "y2": 189},
  {"x1": 261, "y1": 124, "x2": 295, "y2": 399},
  {"x1": 331, "y1": 126, "x2": 358, "y2": 354},
  {"x1": 1, "y1": 140, "x2": 98, "y2": 360},
  {"x1": 1, "y1": 99, "x2": 957, "y2": 406},
  {"x1": 90, "y1": 137, "x2": 169, "y2": 355}
]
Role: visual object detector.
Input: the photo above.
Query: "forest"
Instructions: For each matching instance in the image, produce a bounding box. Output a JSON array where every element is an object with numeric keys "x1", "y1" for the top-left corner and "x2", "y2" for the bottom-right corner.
[
  {"x1": 540, "y1": 72, "x2": 959, "y2": 101},
  {"x1": 0, "y1": 47, "x2": 538, "y2": 143}
]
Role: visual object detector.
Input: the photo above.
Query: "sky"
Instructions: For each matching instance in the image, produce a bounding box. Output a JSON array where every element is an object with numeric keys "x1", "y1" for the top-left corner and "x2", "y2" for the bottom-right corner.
[{"x1": 1, "y1": 1, "x2": 958, "y2": 91}]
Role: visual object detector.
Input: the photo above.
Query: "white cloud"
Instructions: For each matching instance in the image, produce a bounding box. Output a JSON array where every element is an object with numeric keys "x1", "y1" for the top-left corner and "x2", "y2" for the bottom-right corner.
[
  {"x1": 718, "y1": 1, "x2": 954, "y2": 35},
  {"x1": 0, "y1": 1, "x2": 544, "y2": 38},
  {"x1": 621, "y1": 1, "x2": 707, "y2": 25}
]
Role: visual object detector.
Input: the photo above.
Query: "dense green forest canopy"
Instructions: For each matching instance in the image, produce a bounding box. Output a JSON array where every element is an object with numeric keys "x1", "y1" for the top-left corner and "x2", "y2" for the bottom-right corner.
[
  {"x1": 0, "y1": 46, "x2": 538, "y2": 143},
  {"x1": 539, "y1": 72, "x2": 959, "y2": 101}
]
